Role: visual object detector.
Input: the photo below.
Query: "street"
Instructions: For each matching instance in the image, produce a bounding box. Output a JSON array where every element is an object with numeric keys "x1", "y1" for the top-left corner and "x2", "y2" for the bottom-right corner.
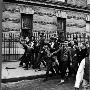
[{"x1": 1, "y1": 77, "x2": 84, "y2": 90}]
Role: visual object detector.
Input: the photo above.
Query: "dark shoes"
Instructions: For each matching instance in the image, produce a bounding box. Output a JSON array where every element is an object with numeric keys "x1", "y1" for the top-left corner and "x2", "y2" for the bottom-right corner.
[
  {"x1": 24, "y1": 68, "x2": 28, "y2": 70},
  {"x1": 57, "y1": 79, "x2": 65, "y2": 85},
  {"x1": 43, "y1": 78, "x2": 48, "y2": 82},
  {"x1": 75, "y1": 88, "x2": 79, "y2": 90},
  {"x1": 19, "y1": 65, "x2": 23, "y2": 67}
]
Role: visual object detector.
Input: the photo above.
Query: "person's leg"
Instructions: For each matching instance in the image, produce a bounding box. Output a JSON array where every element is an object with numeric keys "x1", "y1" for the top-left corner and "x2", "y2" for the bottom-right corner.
[
  {"x1": 58, "y1": 61, "x2": 68, "y2": 84},
  {"x1": 75, "y1": 88, "x2": 79, "y2": 90},
  {"x1": 82, "y1": 79, "x2": 89, "y2": 90},
  {"x1": 44, "y1": 59, "x2": 55, "y2": 81},
  {"x1": 67, "y1": 61, "x2": 72, "y2": 77},
  {"x1": 24, "y1": 59, "x2": 29, "y2": 70},
  {"x1": 53, "y1": 62, "x2": 60, "y2": 75},
  {"x1": 72, "y1": 57, "x2": 79, "y2": 76},
  {"x1": 36, "y1": 53, "x2": 43, "y2": 69},
  {"x1": 30, "y1": 51, "x2": 34, "y2": 67},
  {"x1": 24, "y1": 54, "x2": 30, "y2": 70},
  {"x1": 41, "y1": 59, "x2": 46, "y2": 68},
  {"x1": 32, "y1": 51, "x2": 38, "y2": 69},
  {"x1": 19, "y1": 53, "x2": 26, "y2": 66}
]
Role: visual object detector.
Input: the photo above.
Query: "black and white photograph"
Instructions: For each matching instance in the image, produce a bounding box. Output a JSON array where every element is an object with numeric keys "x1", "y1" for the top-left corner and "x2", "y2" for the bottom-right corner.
[{"x1": 1, "y1": 0, "x2": 90, "y2": 90}]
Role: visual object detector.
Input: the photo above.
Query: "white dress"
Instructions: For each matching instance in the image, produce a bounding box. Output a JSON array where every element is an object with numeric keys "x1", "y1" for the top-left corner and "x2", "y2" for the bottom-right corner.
[{"x1": 74, "y1": 58, "x2": 85, "y2": 88}]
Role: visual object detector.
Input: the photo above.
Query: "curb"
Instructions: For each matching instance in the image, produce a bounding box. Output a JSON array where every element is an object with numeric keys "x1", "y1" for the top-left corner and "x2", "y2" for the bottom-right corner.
[
  {"x1": 3, "y1": 60, "x2": 20, "y2": 62},
  {"x1": 2, "y1": 74, "x2": 46, "y2": 83}
]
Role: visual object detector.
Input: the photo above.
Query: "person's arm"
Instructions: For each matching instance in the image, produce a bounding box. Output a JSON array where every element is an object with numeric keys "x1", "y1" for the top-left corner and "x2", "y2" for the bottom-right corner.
[
  {"x1": 74, "y1": 59, "x2": 85, "y2": 88},
  {"x1": 68, "y1": 48, "x2": 72, "y2": 62}
]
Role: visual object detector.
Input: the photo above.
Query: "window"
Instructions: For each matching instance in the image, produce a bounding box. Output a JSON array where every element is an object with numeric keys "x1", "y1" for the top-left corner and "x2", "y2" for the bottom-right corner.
[
  {"x1": 21, "y1": 14, "x2": 33, "y2": 38},
  {"x1": 22, "y1": 14, "x2": 32, "y2": 29},
  {"x1": 57, "y1": 17, "x2": 66, "y2": 31},
  {"x1": 87, "y1": 0, "x2": 90, "y2": 5},
  {"x1": 57, "y1": 17, "x2": 66, "y2": 41}
]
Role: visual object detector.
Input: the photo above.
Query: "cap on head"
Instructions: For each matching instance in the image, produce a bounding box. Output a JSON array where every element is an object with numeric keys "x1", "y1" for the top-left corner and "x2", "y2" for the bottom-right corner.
[{"x1": 64, "y1": 41, "x2": 68, "y2": 45}]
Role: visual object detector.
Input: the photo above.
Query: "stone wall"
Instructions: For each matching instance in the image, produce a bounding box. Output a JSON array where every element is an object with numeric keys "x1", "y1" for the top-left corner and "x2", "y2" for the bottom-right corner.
[
  {"x1": 2, "y1": 2, "x2": 90, "y2": 61},
  {"x1": 67, "y1": 0, "x2": 87, "y2": 7},
  {"x1": 50, "y1": 0, "x2": 87, "y2": 7},
  {"x1": 33, "y1": 6, "x2": 57, "y2": 32},
  {"x1": 2, "y1": 3, "x2": 21, "y2": 32},
  {"x1": 2, "y1": 2, "x2": 88, "y2": 34},
  {"x1": 66, "y1": 11, "x2": 86, "y2": 33}
]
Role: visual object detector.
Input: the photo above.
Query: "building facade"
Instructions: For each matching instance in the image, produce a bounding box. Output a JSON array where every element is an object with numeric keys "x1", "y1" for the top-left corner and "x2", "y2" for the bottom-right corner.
[
  {"x1": 2, "y1": 0, "x2": 90, "y2": 36},
  {"x1": 2, "y1": 0, "x2": 90, "y2": 61}
]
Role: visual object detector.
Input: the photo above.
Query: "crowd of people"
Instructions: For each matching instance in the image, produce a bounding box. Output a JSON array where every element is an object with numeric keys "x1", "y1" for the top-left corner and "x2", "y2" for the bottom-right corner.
[{"x1": 18, "y1": 33, "x2": 89, "y2": 89}]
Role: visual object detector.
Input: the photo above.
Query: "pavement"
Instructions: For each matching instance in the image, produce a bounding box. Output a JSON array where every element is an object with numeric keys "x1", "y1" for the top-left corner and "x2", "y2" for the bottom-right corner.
[{"x1": 1, "y1": 61, "x2": 46, "y2": 83}]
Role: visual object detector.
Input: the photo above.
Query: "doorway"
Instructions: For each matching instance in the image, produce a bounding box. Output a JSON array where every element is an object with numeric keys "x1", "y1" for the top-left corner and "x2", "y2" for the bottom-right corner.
[
  {"x1": 21, "y1": 13, "x2": 33, "y2": 39},
  {"x1": 57, "y1": 17, "x2": 66, "y2": 42}
]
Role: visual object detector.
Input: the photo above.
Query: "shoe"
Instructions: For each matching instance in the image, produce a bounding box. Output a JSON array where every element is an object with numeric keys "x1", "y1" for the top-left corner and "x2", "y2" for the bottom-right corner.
[
  {"x1": 24, "y1": 68, "x2": 28, "y2": 70},
  {"x1": 37, "y1": 69, "x2": 41, "y2": 71},
  {"x1": 58, "y1": 79, "x2": 65, "y2": 85},
  {"x1": 23, "y1": 66, "x2": 27, "y2": 68},
  {"x1": 75, "y1": 88, "x2": 79, "y2": 90},
  {"x1": 19, "y1": 65, "x2": 23, "y2": 67},
  {"x1": 43, "y1": 78, "x2": 48, "y2": 82}
]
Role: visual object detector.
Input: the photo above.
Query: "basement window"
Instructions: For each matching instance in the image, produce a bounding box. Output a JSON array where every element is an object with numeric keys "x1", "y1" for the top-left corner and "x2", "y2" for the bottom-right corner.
[{"x1": 58, "y1": 0, "x2": 66, "y2": 2}]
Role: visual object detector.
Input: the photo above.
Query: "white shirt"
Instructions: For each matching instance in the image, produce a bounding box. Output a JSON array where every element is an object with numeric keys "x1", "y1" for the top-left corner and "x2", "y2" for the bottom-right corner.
[
  {"x1": 51, "y1": 42, "x2": 54, "y2": 48},
  {"x1": 30, "y1": 41, "x2": 34, "y2": 48},
  {"x1": 74, "y1": 58, "x2": 85, "y2": 88}
]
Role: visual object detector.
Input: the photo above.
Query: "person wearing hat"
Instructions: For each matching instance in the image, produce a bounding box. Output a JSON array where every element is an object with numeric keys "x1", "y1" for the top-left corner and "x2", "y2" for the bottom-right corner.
[{"x1": 58, "y1": 40, "x2": 71, "y2": 84}]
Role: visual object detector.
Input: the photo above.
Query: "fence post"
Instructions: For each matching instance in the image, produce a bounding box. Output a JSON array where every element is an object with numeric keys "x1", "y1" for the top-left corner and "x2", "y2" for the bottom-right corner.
[
  {"x1": 88, "y1": 36, "x2": 90, "y2": 46},
  {"x1": 3, "y1": 33, "x2": 5, "y2": 61},
  {"x1": 8, "y1": 33, "x2": 11, "y2": 61},
  {"x1": 84, "y1": 33, "x2": 86, "y2": 42},
  {"x1": 79, "y1": 34, "x2": 81, "y2": 44}
]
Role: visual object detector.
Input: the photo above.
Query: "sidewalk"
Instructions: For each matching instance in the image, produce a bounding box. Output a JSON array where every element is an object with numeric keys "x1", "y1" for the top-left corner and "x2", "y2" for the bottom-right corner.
[{"x1": 1, "y1": 61, "x2": 46, "y2": 83}]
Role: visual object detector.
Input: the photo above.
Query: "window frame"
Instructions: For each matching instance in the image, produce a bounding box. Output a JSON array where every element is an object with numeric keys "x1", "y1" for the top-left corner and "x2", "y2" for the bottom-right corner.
[{"x1": 21, "y1": 13, "x2": 33, "y2": 38}]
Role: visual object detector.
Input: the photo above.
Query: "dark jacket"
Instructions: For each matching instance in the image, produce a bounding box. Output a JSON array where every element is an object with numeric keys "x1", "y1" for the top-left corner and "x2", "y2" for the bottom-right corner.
[
  {"x1": 83, "y1": 56, "x2": 89, "y2": 82},
  {"x1": 60, "y1": 46, "x2": 71, "y2": 62}
]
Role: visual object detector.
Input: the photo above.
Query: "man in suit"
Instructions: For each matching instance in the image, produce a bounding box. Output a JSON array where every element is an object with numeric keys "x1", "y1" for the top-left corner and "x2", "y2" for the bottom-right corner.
[
  {"x1": 19, "y1": 36, "x2": 30, "y2": 67},
  {"x1": 35, "y1": 33, "x2": 46, "y2": 69},
  {"x1": 58, "y1": 41, "x2": 71, "y2": 84}
]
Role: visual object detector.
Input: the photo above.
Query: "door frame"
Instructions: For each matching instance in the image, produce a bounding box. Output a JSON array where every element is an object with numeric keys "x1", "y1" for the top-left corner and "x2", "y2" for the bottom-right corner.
[{"x1": 21, "y1": 13, "x2": 33, "y2": 39}]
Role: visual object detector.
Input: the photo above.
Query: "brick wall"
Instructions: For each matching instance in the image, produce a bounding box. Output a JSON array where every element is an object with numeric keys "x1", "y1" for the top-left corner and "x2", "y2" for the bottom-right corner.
[
  {"x1": 2, "y1": 3, "x2": 21, "y2": 32},
  {"x1": 50, "y1": 0, "x2": 87, "y2": 7},
  {"x1": 67, "y1": 0, "x2": 87, "y2": 7},
  {"x1": 66, "y1": 11, "x2": 86, "y2": 33},
  {"x1": 2, "y1": 2, "x2": 90, "y2": 61},
  {"x1": 2, "y1": 3, "x2": 88, "y2": 35},
  {"x1": 33, "y1": 6, "x2": 57, "y2": 32}
]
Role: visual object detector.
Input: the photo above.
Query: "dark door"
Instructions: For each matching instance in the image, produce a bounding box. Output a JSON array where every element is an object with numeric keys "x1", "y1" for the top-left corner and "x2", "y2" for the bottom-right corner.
[
  {"x1": 21, "y1": 14, "x2": 33, "y2": 39},
  {"x1": 57, "y1": 17, "x2": 66, "y2": 42}
]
